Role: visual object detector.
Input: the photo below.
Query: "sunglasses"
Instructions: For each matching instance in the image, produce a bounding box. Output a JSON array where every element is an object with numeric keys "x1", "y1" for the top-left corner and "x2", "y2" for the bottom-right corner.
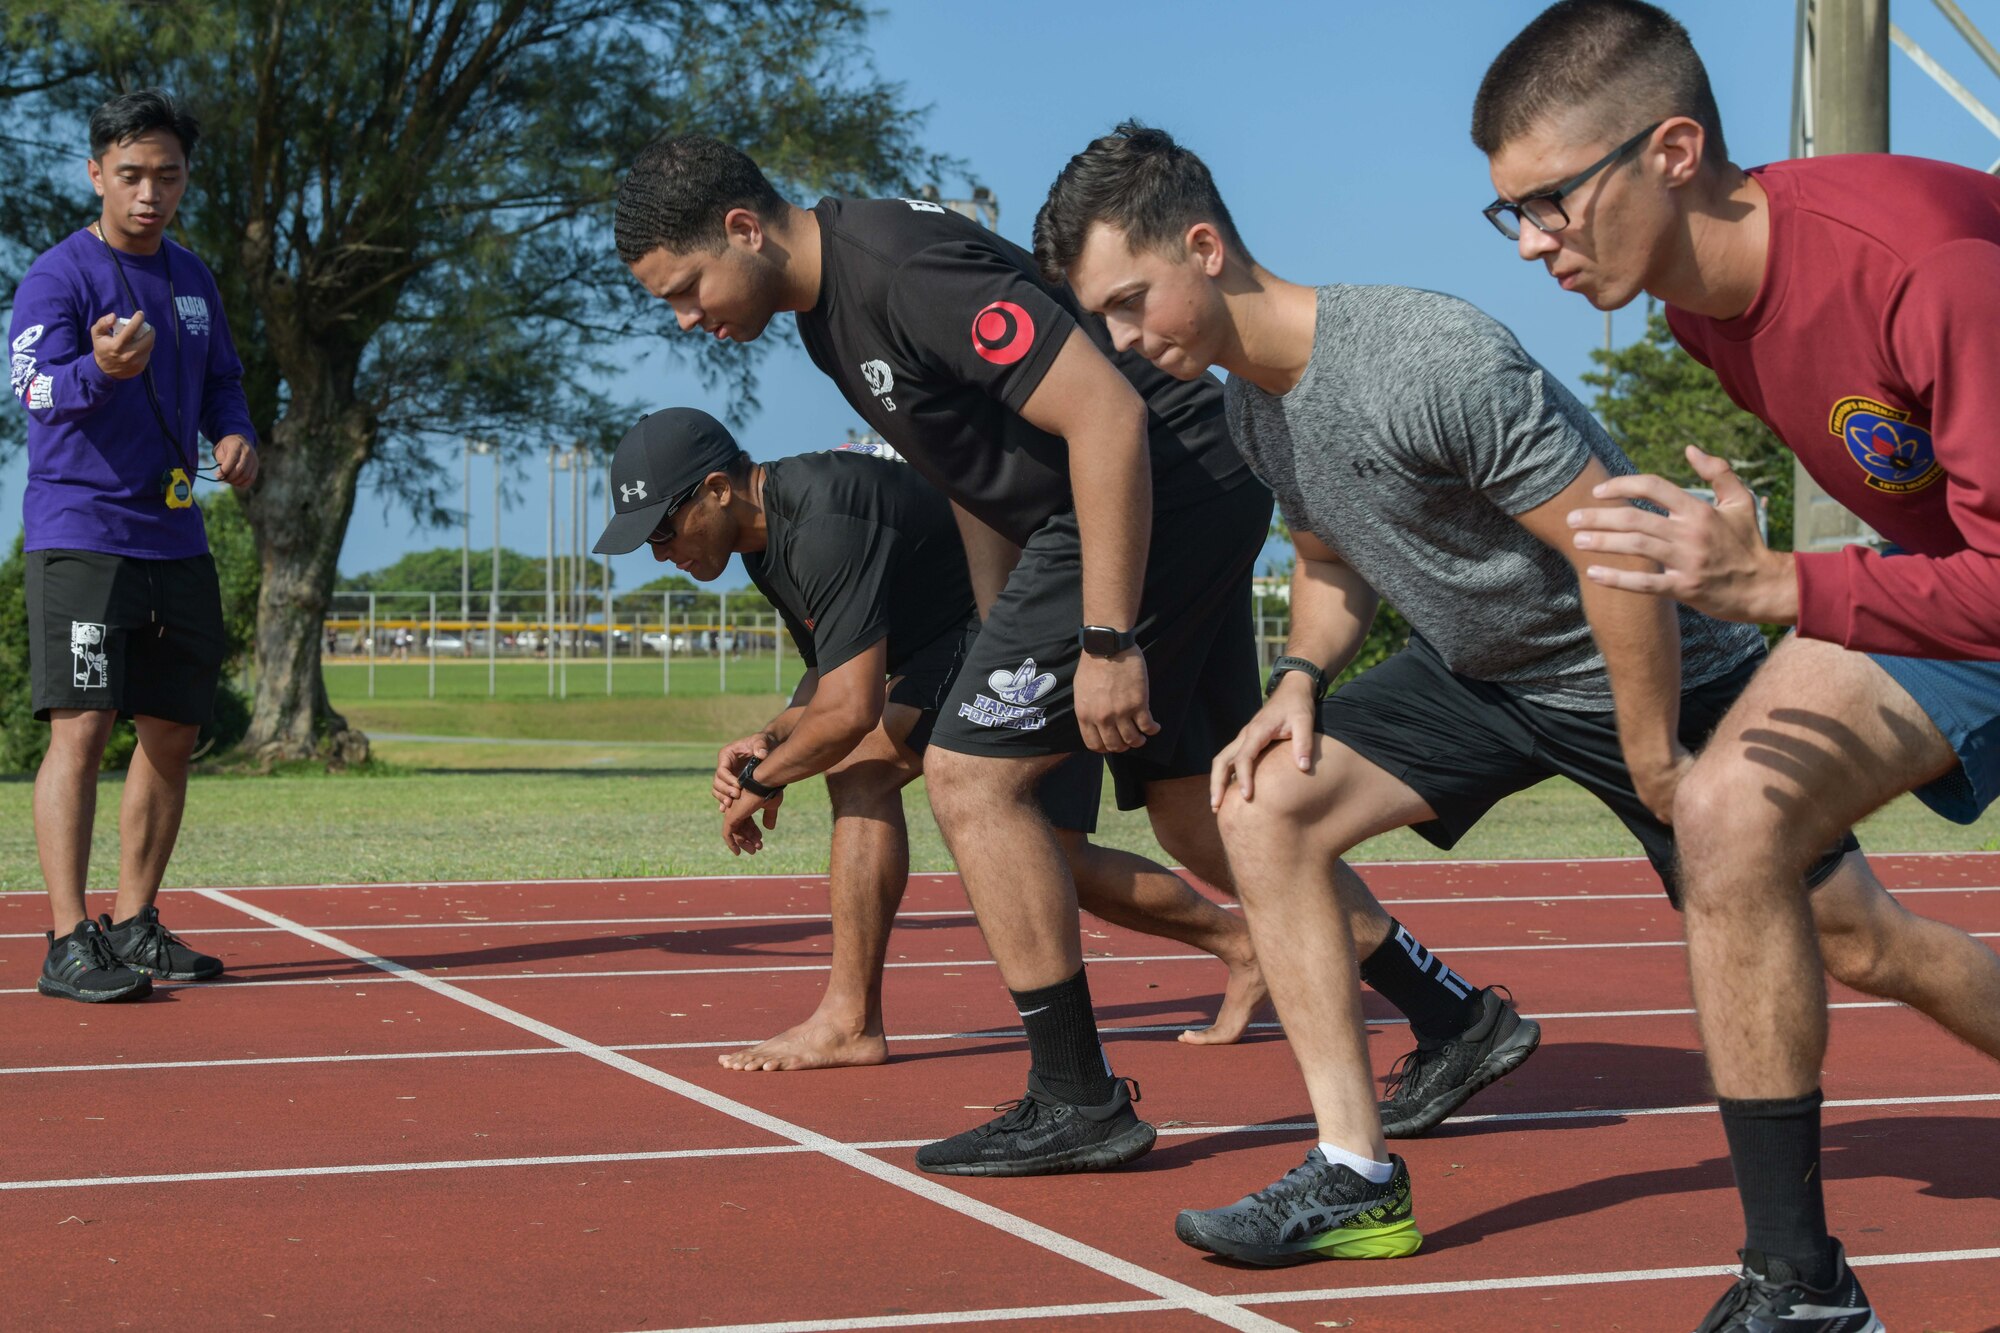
[
  {"x1": 1482, "y1": 121, "x2": 1663, "y2": 240},
  {"x1": 645, "y1": 480, "x2": 707, "y2": 545}
]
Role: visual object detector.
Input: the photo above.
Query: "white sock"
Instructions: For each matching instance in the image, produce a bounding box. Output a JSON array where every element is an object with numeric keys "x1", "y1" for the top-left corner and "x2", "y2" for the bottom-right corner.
[{"x1": 1318, "y1": 1141, "x2": 1394, "y2": 1184}]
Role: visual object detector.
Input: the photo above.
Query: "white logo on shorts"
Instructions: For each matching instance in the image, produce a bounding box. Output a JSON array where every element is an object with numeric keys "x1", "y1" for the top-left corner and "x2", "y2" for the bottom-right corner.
[
  {"x1": 988, "y1": 658, "x2": 1055, "y2": 705},
  {"x1": 70, "y1": 621, "x2": 108, "y2": 690},
  {"x1": 957, "y1": 657, "x2": 1057, "y2": 731}
]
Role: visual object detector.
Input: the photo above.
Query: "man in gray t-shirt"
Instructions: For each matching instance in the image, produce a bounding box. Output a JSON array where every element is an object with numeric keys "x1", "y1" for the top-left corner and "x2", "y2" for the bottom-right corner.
[{"x1": 1030, "y1": 124, "x2": 1926, "y2": 1269}]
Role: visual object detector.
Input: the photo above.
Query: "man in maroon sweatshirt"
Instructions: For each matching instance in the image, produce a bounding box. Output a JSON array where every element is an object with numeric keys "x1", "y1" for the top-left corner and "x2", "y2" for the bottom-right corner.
[{"x1": 1477, "y1": 3, "x2": 2000, "y2": 1330}]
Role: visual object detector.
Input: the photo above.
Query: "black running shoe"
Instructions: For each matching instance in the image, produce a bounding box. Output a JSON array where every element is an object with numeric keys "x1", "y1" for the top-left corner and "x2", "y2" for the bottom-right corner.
[
  {"x1": 1694, "y1": 1242, "x2": 1881, "y2": 1332},
  {"x1": 101, "y1": 905, "x2": 223, "y2": 981},
  {"x1": 1378, "y1": 985, "x2": 1540, "y2": 1138},
  {"x1": 38, "y1": 920, "x2": 153, "y2": 1003},
  {"x1": 914, "y1": 1074, "x2": 1156, "y2": 1177},
  {"x1": 1174, "y1": 1148, "x2": 1421, "y2": 1266}
]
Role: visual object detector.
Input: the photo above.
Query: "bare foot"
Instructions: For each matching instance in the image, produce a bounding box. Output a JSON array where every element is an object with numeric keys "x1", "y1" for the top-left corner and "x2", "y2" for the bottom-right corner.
[
  {"x1": 1178, "y1": 956, "x2": 1270, "y2": 1046},
  {"x1": 717, "y1": 1017, "x2": 889, "y2": 1072}
]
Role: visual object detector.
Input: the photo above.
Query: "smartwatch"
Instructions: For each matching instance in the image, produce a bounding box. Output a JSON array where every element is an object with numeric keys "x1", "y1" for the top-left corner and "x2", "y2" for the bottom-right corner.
[
  {"x1": 1265, "y1": 655, "x2": 1329, "y2": 701},
  {"x1": 1077, "y1": 625, "x2": 1138, "y2": 658},
  {"x1": 737, "y1": 756, "x2": 786, "y2": 799}
]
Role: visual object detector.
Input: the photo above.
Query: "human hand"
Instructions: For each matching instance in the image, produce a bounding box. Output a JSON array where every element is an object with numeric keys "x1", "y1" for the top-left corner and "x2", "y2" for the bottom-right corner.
[
  {"x1": 1075, "y1": 648, "x2": 1158, "y2": 754},
  {"x1": 213, "y1": 435, "x2": 259, "y2": 488},
  {"x1": 91, "y1": 311, "x2": 155, "y2": 379},
  {"x1": 1568, "y1": 447, "x2": 1798, "y2": 625},
  {"x1": 722, "y1": 788, "x2": 783, "y2": 855},
  {"x1": 1210, "y1": 674, "x2": 1318, "y2": 809}
]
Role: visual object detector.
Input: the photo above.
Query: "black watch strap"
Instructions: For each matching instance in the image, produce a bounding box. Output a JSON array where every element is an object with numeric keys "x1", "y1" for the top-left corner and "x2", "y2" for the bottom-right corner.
[
  {"x1": 1266, "y1": 655, "x2": 1329, "y2": 701},
  {"x1": 737, "y1": 756, "x2": 786, "y2": 799},
  {"x1": 1078, "y1": 624, "x2": 1138, "y2": 657}
]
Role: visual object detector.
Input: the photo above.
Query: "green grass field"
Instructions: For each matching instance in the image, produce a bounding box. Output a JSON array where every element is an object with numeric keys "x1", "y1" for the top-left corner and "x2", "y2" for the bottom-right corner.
[{"x1": 1, "y1": 736, "x2": 1993, "y2": 892}]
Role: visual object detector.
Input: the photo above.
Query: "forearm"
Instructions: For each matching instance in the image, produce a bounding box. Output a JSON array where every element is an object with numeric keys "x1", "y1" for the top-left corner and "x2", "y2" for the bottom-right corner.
[
  {"x1": 1285, "y1": 557, "x2": 1381, "y2": 677},
  {"x1": 1067, "y1": 398, "x2": 1151, "y2": 630},
  {"x1": 761, "y1": 704, "x2": 809, "y2": 746},
  {"x1": 1579, "y1": 576, "x2": 1684, "y2": 766},
  {"x1": 15, "y1": 352, "x2": 117, "y2": 425},
  {"x1": 747, "y1": 697, "x2": 879, "y2": 788},
  {"x1": 950, "y1": 502, "x2": 1022, "y2": 619}
]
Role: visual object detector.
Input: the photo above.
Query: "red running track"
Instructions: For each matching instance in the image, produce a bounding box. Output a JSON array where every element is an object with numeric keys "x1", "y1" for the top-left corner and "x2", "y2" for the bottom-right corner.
[{"x1": 2, "y1": 853, "x2": 1998, "y2": 1331}]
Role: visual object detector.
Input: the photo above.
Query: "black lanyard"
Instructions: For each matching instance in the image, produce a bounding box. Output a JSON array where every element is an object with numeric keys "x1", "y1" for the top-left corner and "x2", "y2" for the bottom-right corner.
[{"x1": 91, "y1": 224, "x2": 207, "y2": 482}]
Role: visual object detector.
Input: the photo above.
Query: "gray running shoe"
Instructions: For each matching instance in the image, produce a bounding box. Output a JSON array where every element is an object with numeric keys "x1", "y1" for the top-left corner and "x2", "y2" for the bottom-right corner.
[
  {"x1": 915, "y1": 1074, "x2": 1155, "y2": 1177},
  {"x1": 39, "y1": 920, "x2": 152, "y2": 1003},
  {"x1": 1694, "y1": 1241, "x2": 1882, "y2": 1332},
  {"x1": 1378, "y1": 985, "x2": 1540, "y2": 1138},
  {"x1": 1175, "y1": 1148, "x2": 1421, "y2": 1265}
]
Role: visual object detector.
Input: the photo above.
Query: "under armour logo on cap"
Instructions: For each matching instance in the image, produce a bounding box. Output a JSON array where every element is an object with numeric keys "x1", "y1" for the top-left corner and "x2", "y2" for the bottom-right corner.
[{"x1": 619, "y1": 480, "x2": 648, "y2": 503}]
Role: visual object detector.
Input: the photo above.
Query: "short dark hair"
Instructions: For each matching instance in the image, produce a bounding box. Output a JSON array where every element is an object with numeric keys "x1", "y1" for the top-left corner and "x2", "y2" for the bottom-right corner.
[
  {"x1": 1033, "y1": 121, "x2": 1253, "y2": 286},
  {"x1": 722, "y1": 451, "x2": 755, "y2": 487},
  {"x1": 615, "y1": 135, "x2": 787, "y2": 264},
  {"x1": 1472, "y1": 0, "x2": 1727, "y2": 166},
  {"x1": 89, "y1": 89, "x2": 200, "y2": 162}
]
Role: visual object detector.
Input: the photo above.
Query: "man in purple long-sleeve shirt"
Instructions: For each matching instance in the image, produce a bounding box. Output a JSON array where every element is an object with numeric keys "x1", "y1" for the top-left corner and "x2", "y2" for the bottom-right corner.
[{"x1": 8, "y1": 90, "x2": 259, "y2": 1002}]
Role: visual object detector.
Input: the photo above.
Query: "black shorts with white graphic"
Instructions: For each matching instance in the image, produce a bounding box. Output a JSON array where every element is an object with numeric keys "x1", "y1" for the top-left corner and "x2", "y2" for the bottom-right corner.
[
  {"x1": 26, "y1": 549, "x2": 228, "y2": 725},
  {"x1": 1319, "y1": 637, "x2": 1859, "y2": 907},
  {"x1": 929, "y1": 476, "x2": 1271, "y2": 810},
  {"x1": 890, "y1": 617, "x2": 1102, "y2": 833}
]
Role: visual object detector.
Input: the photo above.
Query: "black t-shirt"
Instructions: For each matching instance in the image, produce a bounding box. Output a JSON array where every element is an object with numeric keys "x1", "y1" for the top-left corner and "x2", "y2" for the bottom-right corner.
[
  {"x1": 741, "y1": 450, "x2": 975, "y2": 675},
  {"x1": 796, "y1": 197, "x2": 1251, "y2": 547}
]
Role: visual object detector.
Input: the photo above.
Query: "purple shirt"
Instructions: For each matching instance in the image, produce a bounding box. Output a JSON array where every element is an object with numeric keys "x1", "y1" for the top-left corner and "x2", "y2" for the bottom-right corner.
[{"x1": 8, "y1": 228, "x2": 256, "y2": 558}]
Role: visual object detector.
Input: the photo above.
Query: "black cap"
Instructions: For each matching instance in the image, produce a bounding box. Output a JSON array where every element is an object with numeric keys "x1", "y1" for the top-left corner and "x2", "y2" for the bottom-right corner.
[{"x1": 592, "y1": 408, "x2": 742, "y2": 554}]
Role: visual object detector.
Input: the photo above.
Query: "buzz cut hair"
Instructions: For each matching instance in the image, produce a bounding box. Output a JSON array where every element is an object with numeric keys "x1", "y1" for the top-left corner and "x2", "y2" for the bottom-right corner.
[
  {"x1": 88, "y1": 89, "x2": 200, "y2": 162},
  {"x1": 1471, "y1": 0, "x2": 1728, "y2": 166},
  {"x1": 1033, "y1": 121, "x2": 1253, "y2": 286},
  {"x1": 614, "y1": 135, "x2": 787, "y2": 264}
]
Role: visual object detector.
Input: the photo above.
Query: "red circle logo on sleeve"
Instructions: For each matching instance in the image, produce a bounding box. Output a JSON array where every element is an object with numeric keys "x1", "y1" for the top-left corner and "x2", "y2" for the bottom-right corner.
[{"x1": 971, "y1": 300, "x2": 1035, "y2": 365}]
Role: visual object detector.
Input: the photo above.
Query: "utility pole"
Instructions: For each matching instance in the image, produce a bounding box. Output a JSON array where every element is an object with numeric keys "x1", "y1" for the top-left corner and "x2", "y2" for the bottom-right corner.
[
  {"x1": 1790, "y1": 0, "x2": 1887, "y2": 554},
  {"x1": 1792, "y1": 0, "x2": 1880, "y2": 548}
]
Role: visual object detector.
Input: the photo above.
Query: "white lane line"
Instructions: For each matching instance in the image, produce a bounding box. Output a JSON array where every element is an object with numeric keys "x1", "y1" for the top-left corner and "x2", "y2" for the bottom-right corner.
[
  {"x1": 0, "y1": 1145, "x2": 810, "y2": 1191},
  {"x1": 6, "y1": 1000, "x2": 1928, "y2": 1077},
  {"x1": 11, "y1": 1091, "x2": 1995, "y2": 1192},
  {"x1": 633, "y1": 1302, "x2": 1183, "y2": 1333},
  {"x1": 626, "y1": 1247, "x2": 2000, "y2": 1333},
  {"x1": 844, "y1": 1091, "x2": 2000, "y2": 1149},
  {"x1": 11, "y1": 881, "x2": 2000, "y2": 940},
  {"x1": 194, "y1": 889, "x2": 1287, "y2": 1333}
]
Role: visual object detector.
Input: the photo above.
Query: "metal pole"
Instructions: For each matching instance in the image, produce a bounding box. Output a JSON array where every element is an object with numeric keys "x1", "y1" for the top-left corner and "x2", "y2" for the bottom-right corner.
[
  {"x1": 603, "y1": 481, "x2": 614, "y2": 696},
  {"x1": 774, "y1": 610, "x2": 781, "y2": 693},
  {"x1": 1933, "y1": 0, "x2": 2000, "y2": 82},
  {"x1": 719, "y1": 588, "x2": 729, "y2": 694},
  {"x1": 428, "y1": 591, "x2": 436, "y2": 699},
  {"x1": 460, "y1": 441, "x2": 471, "y2": 635},
  {"x1": 1795, "y1": 0, "x2": 1888, "y2": 554},
  {"x1": 367, "y1": 591, "x2": 377, "y2": 698},
  {"x1": 489, "y1": 444, "x2": 500, "y2": 697},
  {"x1": 663, "y1": 591, "x2": 671, "y2": 696},
  {"x1": 546, "y1": 447, "x2": 556, "y2": 698}
]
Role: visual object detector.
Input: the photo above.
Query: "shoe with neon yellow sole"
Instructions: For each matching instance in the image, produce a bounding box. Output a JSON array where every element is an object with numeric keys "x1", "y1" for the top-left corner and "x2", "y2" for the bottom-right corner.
[{"x1": 1174, "y1": 1149, "x2": 1421, "y2": 1265}]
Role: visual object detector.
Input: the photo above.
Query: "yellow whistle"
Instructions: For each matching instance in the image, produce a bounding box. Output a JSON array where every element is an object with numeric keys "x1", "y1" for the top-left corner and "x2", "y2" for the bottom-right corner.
[{"x1": 162, "y1": 468, "x2": 194, "y2": 509}]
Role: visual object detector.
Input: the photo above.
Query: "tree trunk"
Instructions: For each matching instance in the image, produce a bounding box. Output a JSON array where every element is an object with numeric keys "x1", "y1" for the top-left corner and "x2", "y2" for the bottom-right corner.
[{"x1": 240, "y1": 382, "x2": 375, "y2": 769}]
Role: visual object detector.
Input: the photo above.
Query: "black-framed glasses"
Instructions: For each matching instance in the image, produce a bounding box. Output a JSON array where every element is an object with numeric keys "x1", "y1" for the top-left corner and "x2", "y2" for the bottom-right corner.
[
  {"x1": 645, "y1": 480, "x2": 706, "y2": 545},
  {"x1": 1482, "y1": 121, "x2": 1663, "y2": 240}
]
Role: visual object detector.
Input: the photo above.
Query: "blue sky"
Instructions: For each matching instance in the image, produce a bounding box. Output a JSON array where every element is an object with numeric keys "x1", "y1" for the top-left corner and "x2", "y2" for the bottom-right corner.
[{"x1": 10, "y1": 1, "x2": 2000, "y2": 591}]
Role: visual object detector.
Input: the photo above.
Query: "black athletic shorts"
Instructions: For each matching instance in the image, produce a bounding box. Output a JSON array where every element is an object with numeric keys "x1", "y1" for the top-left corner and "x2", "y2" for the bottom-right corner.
[
  {"x1": 929, "y1": 476, "x2": 1270, "y2": 811},
  {"x1": 26, "y1": 549, "x2": 227, "y2": 725},
  {"x1": 1319, "y1": 637, "x2": 1859, "y2": 907},
  {"x1": 887, "y1": 617, "x2": 1102, "y2": 834}
]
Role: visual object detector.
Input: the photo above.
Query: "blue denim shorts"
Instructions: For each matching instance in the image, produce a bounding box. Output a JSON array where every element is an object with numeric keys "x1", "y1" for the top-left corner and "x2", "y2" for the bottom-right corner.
[{"x1": 1870, "y1": 652, "x2": 2000, "y2": 824}]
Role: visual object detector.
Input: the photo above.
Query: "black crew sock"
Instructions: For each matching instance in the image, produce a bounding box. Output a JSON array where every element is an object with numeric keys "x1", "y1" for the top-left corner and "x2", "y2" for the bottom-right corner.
[
  {"x1": 1718, "y1": 1090, "x2": 1836, "y2": 1289},
  {"x1": 1358, "y1": 918, "x2": 1485, "y2": 1042},
  {"x1": 1010, "y1": 966, "x2": 1115, "y2": 1106}
]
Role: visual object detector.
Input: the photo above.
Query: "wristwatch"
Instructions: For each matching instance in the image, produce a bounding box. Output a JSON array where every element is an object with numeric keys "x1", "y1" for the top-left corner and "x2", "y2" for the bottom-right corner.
[
  {"x1": 1077, "y1": 625, "x2": 1138, "y2": 657},
  {"x1": 1265, "y1": 655, "x2": 1329, "y2": 701},
  {"x1": 737, "y1": 756, "x2": 786, "y2": 799}
]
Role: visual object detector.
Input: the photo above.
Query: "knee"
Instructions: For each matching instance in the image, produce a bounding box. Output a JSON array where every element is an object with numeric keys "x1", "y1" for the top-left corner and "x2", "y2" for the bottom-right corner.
[
  {"x1": 1817, "y1": 922, "x2": 1891, "y2": 993},
  {"x1": 44, "y1": 712, "x2": 116, "y2": 764},
  {"x1": 1215, "y1": 749, "x2": 1317, "y2": 846},
  {"x1": 825, "y1": 761, "x2": 904, "y2": 819}
]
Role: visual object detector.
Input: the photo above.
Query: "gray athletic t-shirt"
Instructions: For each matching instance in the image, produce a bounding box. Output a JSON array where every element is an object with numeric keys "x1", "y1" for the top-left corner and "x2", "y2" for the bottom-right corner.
[{"x1": 1226, "y1": 284, "x2": 1763, "y2": 708}]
